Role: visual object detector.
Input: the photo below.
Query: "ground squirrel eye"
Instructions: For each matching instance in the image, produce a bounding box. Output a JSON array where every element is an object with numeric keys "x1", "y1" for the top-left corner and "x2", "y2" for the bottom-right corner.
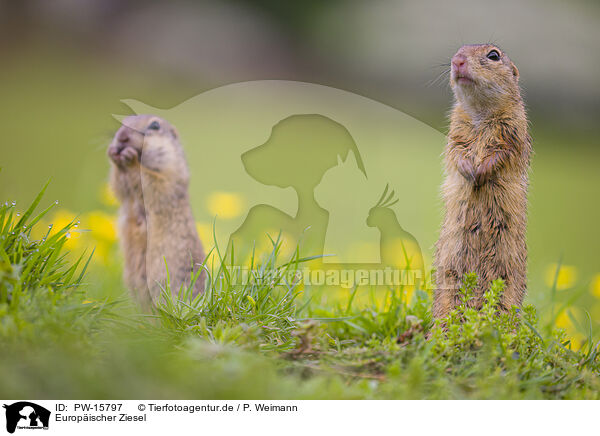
[
  {"x1": 148, "y1": 121, "x2": 161, "y2": 131},
  {"x1": 486, "y1": 50, "x2": 500, "y2": 61}
]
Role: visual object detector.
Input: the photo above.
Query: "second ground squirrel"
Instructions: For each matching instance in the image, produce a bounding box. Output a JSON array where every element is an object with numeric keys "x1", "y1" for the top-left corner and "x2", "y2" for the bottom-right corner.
[{"x1": 108, "y1": 115, "x2": 205, "y2": 306}]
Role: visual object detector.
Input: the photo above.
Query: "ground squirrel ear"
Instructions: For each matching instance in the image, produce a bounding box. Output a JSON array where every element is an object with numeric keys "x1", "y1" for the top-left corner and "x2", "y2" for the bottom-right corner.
[
  {"x1": 171, "y1": 127, "x2": 179, "y2": 139},
  {"x1": 512, "y1": 63, "x2": 519, "y2": 80}
]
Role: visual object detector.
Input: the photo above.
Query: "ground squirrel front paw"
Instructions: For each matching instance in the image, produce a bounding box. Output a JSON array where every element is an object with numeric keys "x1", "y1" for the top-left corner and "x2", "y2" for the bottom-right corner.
[
  {"x1": 108, "y1": 144, "x2": 139, "y2": 168},
  {"x1": 457, "y1": 159, "x2": 476, "y2": 183}
]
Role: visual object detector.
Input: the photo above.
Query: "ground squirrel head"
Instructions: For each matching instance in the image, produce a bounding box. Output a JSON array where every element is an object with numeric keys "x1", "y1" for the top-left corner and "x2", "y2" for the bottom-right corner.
[
  {"x1": 450, "y1": 44, "x2": 520, "y2": 114},
  {"x1": 108, "y1": 114, "x2": 189, "y2": 181}
]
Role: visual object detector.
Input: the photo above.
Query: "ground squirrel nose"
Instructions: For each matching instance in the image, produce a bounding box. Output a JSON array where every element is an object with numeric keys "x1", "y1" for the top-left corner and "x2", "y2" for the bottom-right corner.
[
  {"x1": 452, "y1": 54, "x2": 466, "y2": 67},
  {"x1": 452, "y1": 54, "x2": 467, "y2": 76},
  {"x1": 117, "y1": 127, "x2": 131, "y2": 143}
]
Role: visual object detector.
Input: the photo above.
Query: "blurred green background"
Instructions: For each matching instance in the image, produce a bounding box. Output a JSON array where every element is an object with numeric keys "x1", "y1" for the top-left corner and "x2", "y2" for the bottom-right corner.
[{"x1": 1, "y1": 0, "x2": 599, "y2": 340}]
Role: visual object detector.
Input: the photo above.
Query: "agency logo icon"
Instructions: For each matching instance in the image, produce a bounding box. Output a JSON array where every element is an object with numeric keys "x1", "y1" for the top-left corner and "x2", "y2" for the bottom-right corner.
[
  {"x1": 3, "y1": 402, "x2": 50, "y2": 434},
  {"x1": 118, "y1": 80, "x2": 445, "y2": 292}
]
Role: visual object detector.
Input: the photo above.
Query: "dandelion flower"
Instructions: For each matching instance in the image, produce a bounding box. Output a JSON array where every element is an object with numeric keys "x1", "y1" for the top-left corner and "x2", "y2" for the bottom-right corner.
[
  {"x1": 544, "y1": 263, "x2": 577, "y2": 291},
  {"x1": 555, "y1": 311, "x2": 572, "y2": 329},
  {"x1": 196, "y1": 222, "x2": 213, "y2": 247},
  {"x1": 100, "y1": 183, "x2": 119, "y2": 207},
  {"x1": 590, "y1": 274, "x2": 600, "y2": 298},
  {"x1": 206, "y1": 192, "x2": 244, "y2": 219},
  {"x1": 86, "y1": 211, "x2": 117, "y2": 242}
]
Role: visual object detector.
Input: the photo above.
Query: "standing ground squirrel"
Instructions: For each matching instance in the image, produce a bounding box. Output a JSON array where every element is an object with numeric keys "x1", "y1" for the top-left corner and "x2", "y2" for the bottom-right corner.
[
  {"x1": 433, "y1": 44, "x2": 532, "y2": 318},
  {"x1": 108, "y1": 115, "x2": 205, "y2": 306}
]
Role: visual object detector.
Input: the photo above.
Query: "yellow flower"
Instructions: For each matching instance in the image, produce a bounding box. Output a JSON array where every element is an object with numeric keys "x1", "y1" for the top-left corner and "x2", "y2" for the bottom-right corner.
[
  {"x1": 555, "y1": 309, "x2": 586, "y2": 349},
  {"x1": 590, "y1": 274, "x2": 600, "y2": 298},
  {"x1": 82, "y1": 210, "x2": 118, "y2": 265},
  {"x1": 49, "y1": 209, "x2": 77, "y2": 232},
  {"x1": 206, "y1": 192, "x2": 244, "y2": 219},
  {"x1": 555, "y1": 311, "x2": 572, "y2": 329},
  {"x1": 48, "y1": 209, "x2": 82, "y2": 250},
  {"x1": 544, "y1": 263, "x2": 577, "y2": 291},
  {"x1": 196, "y1": 222, "x2": 213, "y2": 248},
  {"x1": 100, "y1": 183, "x2": 119, "y2": 207},
  {"x1": 268, "y1": 230, "x2": 297, "y2": 259},
  {"x1": 85, "y1": 211, "x2": 117, "y2": 243},
  {"x1": 569, "y1": 334, "x2": 586, "y2": 350}
]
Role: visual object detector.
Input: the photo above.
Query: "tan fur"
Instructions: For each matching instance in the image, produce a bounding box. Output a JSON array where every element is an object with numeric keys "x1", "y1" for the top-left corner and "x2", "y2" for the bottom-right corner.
[
  {"x1": 108, "y1": 115, "x2": 205, "y2": 306},
  {"x1": 433, "y1": 45, "x2": 531, "y2": 318}
]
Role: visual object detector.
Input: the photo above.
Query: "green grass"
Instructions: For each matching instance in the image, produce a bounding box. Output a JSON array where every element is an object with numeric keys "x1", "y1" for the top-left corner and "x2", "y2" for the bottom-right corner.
[
  {"x1": 1, "y1": 45, "x2": 599, "y2": 339},
  {"x1": 1, "y1": 186, "x2": 599, "y2": 399}
]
